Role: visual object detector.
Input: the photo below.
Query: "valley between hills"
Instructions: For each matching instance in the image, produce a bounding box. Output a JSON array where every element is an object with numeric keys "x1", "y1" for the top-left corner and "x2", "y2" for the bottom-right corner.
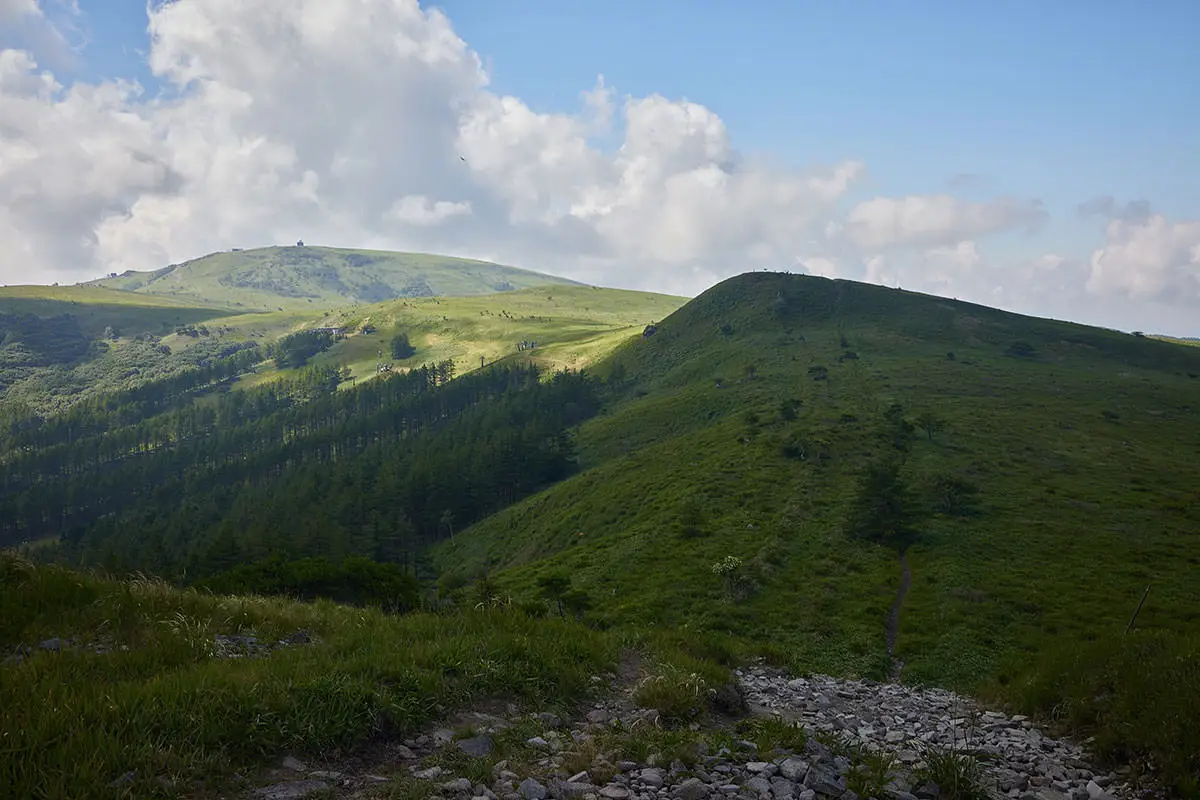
[{"x1": 1, "y1": 247, "x2": 1197, "y2": 800}]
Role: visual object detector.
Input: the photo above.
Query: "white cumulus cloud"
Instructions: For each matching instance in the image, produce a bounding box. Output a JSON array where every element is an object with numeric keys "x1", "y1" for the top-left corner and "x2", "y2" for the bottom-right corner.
[
  {"x1": 1, "y1": 0, "x2": 1197, "y2": 336},
  {"x1": 844, "y1": 194, "x2": 1046, "y2": 250},
  {"x1": 0, "y1": 0, "x2": 865, "y2": 294},
  {"x1": 1087, "y1": 213, "x2": 1200, "y2": 302},
  {"x1": 387, "y1": 195, "x2": 472, "y2": 227}
]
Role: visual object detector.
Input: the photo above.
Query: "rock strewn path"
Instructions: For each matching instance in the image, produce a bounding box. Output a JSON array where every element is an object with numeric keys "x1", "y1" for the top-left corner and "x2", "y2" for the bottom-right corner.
[
  {"x1": 739, "y1": 666, "x2": 1127, "y2": 800},
  {"x1": 247, "y1": 662, "x2": 1150, "y2": 800}
]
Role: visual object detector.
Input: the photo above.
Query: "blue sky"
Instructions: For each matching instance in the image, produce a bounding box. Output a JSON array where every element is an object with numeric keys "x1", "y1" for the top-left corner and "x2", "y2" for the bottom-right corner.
[
  {"x1": 439, "y1": 1, "x2": 1200, "y2": 221},
  {"x1": 70, "y1": 1, "x2": 1200, "y2": 216},
  {"x1": 3, "y1": 0, "x2": 1199, "y2": 333}
]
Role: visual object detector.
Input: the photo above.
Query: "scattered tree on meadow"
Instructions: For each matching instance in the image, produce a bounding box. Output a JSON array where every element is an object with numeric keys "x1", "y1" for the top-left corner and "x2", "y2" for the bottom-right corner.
[
  {"x1": 845, "y1": 458, "x2": 919, "y2": 552},
  {"x1": 536, "y1": 572, "x2": 580, "y2": 618},
  {"x1": 915, "y1": 412, "x2": 945, "y2": 441},
  {"x1": 390, "y1": 332, "x2": 416, "y2": 360}
]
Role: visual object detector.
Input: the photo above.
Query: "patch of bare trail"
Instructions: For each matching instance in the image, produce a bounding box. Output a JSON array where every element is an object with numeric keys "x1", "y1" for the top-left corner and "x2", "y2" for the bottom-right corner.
[
  {"x1": 886, "y1": 552, "x2": 912, "y2": 681},
  {"x1": 741, "y1": 665, "x2": 1142, "y2": 800},
  {"x1": 237, "y1": 650, "x2": 1156, "y2": 800}
]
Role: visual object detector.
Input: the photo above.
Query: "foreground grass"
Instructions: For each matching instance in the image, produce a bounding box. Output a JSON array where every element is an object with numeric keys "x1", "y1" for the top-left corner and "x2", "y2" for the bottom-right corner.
[
  {"x1": 1000, "y1": 630, "x2": 1200, "y2": 798},
  {"x1": 0, "y1": 555, "x2": 618, "y2": 799}
]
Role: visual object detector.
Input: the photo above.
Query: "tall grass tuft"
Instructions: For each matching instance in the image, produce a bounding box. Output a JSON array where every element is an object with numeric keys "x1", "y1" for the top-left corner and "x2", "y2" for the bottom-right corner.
[
  {"x1": 0, "y1": 560, "x2": 617, "y2": 799},
  {"x1": 1006, "y1": 630, "x2": 1200, "y2": 799}
]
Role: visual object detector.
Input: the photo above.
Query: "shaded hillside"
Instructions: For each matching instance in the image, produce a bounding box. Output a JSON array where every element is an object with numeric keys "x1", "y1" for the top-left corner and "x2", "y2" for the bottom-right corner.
[
  {"x1": 0, "y1": 282, "x2": 682, "y2": 417},
  {"x1": 0, "y1": 284, "x2": 237, "y2": 339},
  {"x1": 435, "y1": 272, "x2": 1200, "y2": 690},
  {"x1": 87, "y1": 245, "x2": 581, "y2": 310},
  {"x1": 0, "y1": 287, "x2": 246, "y2": 415}
]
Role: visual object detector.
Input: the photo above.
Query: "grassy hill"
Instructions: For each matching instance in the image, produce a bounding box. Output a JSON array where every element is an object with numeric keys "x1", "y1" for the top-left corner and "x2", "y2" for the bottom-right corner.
[
  {"x1": 0, "y1": 286, "x2": 248, "y2": 415},
  {"x1": 6, "y1": 270, "x2": 1200, "y2": 794},
  {"x1": 0, "y1": 284, "x2": 237, "y2": 339},
  {"x1": 0, "y1": 278, "x2": 683, "y2": 416},
  {"x1": 87, "y1": 245, "x2": 581, "y2": 311},
  {"x1": 206, "y1": 284, "x2": 684, "y2": 390},
  {"x1": 431, "y1": 272, "x2": 1200, "y2": 782}
]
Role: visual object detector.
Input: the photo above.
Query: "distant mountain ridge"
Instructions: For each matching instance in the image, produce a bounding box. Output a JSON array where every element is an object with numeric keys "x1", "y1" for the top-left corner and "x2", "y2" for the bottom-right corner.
[{"x1": 86, "y1": 245, "x2": 581, "y2": 311}]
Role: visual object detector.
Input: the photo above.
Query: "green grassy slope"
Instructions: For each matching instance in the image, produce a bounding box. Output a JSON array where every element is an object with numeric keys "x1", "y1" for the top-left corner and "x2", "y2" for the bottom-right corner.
[
  {"x1": 0, "y1": 279, "x2": 683, "y2": 416},
  {"x1": 189, "y1": 284, "x2": 684, "y2": 391},
  {"x1": 0, "y1": 284, "x2": 238, "y2": 339},
  {"x1": 435, "y1": 272, "x2": 1200, "y2": 689},
  {"x1": 87, "y1": 245, "x2": 582, "y2": 310}
]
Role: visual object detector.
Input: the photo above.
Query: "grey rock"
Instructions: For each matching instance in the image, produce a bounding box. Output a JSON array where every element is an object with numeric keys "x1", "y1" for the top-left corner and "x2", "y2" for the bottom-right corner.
[
  {"x1": 459, "y1": 735, "x2": 496, "y2": 757},
  {"x1": 554, "y1": 781, "x2": 595, "y2": 798},
  {"x1": 416, "y1": 767, "x2": 446, "y2": 780},
  {"x1": 587, "y1": 709, "x2": 611, "y2": 724},
  {"x1": 599, "y1": 786, "x2": 630, "y2": 799},
  {"x1": 676, "y1": 777, "x2": 710, "y2": 800},
  {"x1": 444, "y1": 778, "x2": 475, "y2": 793},
  {"x1": 107, "y1": 771, "x2": 136, "y2": 788},
  {"x1": 746, "y1": 776, "x2": 773, "y2": 794},
  {"x1": 803, "y1": 766, "x2": 846, "y2": 797},
  {"x1": 746, "y1": 762, "x2": 774, "y2": 774},
  {"x1": 396, "y1": 744, "x2": 419, "y2": 760},
  {"x1": 39, "y1": 637, "x2": 68, "y2": 651},
  {"x1": 281, "y1": 756, "x2": 307, "y2": 773},
  {"x1": 803, "y1": 741, "x2": 833, "y2": 764},
  {"x1": 771, "y1": 778, "x2": 797, "y2": 799},
  {"x1": 779, "y1": 759, "x2": 809, "y2": 781},
  {"x1": 520, "y1": 777, "x2": 549, "y2": 799},
  {"x1": 640, "y1": 768, "x2": 665, "y2": 787},
  {"x1": 254, "y1": 780, "x2": 330, "y2": 800},
  {"x1": 528, "y1": 736, "x2": 551, "y2": 750},
  {"x1": 310, "y1": 770, "x2": 342, "y2": 780},
  {"x1": 282, "y1": 630, "x2": 312, "y2": 645}
]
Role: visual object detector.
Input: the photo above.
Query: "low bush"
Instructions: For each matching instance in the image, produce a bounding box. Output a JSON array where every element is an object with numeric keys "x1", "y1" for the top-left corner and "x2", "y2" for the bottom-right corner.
[{"x1": 1006, "y1": 630, "x2": 1200, "y2": 799}]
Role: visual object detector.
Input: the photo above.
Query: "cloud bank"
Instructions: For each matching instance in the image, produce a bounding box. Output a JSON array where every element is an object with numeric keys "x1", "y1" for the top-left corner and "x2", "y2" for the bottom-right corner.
[{"x1": 0, "y1": 0, "x2": 1197, "y2": 332}]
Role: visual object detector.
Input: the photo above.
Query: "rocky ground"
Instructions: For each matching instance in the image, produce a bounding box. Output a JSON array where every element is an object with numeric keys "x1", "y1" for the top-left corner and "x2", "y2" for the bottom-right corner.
[
  {"x1": 739, "y1": 667, "x2": 1133, "y2": 800},
  {"x1": 2, "y1": 630, "x2": 316, "y2": 666},
  {"x1": 241, "y1": 661, "x2": 1153, "y2": 800}
]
